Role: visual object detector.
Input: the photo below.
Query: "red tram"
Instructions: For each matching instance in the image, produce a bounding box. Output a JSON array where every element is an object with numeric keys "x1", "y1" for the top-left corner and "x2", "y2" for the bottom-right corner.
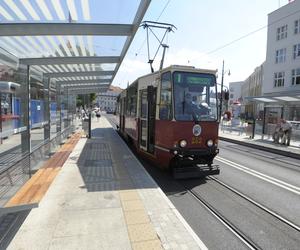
[{"x1": 115, "y1": 65, "x2": 220, "y2": 178}]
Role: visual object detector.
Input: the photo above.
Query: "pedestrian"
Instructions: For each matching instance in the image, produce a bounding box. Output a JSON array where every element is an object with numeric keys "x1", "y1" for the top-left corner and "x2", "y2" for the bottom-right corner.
[
  {"x1": 281, "y1": 119, "x2": 292, "y2": 146},
  {"x1": 273, "y1": 120, "x2": 283, "y2": 144},
  {"x1": 96, "y1": 110, "x2": 101, "y2": 122},
  {"x1": 91, "y1": 109, "x2": 96, "y2": 120}
]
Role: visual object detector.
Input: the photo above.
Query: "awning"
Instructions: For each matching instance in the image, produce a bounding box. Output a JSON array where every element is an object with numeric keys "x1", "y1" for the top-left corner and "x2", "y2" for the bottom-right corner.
[{"x1": 245, "y1": 92, "x2": 300, "y2": 103}]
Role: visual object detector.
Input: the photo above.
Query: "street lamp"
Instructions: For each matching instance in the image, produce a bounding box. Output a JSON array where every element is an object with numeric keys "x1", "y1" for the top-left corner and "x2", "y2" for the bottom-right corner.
[{"x1": 219, "y1": 60, "x2": 230, "y2": 119}]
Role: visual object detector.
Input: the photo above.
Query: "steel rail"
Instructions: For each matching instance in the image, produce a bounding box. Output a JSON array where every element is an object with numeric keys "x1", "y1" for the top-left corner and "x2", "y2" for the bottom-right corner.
[
  {"x1": 186, "y1": 188, "x2": 261, "y2": 250},
  {"x1": 209, "y1": 176, "x2": 300, "y2": 232}
]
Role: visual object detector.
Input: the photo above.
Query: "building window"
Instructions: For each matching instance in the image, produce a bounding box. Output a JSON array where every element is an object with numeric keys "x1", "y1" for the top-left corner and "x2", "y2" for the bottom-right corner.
[
  {"x1": 275, "y1": 48, "x2": 286, "y2": 63},
  {"x1": 274, "y1": 72, "x2": 285, "y2": 87},
  {"x1": 276, "y1": 25, "x2": 287, "y2": 40},
  {"x1": 292, "y1": 68, "x2": 300, "y2": 85},
  {"x1": 295, "y1": 19, "x2": 300, "y2": 34},
  {"x1": 293, "y1": 43, "x2": 300, "y2": 59}
]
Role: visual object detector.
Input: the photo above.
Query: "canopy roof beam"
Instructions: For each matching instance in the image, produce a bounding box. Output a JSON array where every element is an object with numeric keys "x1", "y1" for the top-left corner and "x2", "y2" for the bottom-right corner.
[
  {"x1": 56, "y1": 79, "x2": 109, "y2": 85},
  {"x1": 0, "y1": 23, "x2": 134, "y2": 36},
  {"x1": 44, "y1": 70, "x2": 114, "y2": 78},
  {"x1": 68, "y1": 88, "x2": 108, "y2": 94},
  {"x1": 110, "y1": 0, "x2": 151, "y2": 84},
  {"x1": 20, "y1": 56, "x2": 120, "y2": 65},
  {"x1": 61, "y1": 83, "x2": 109, "y2": 88}
]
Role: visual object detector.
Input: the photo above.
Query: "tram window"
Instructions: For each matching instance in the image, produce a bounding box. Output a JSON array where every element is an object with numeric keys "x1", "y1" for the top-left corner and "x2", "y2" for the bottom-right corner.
[
  {"x1": 126, "y1": 84, "x2": 137, "y2": 116},
  {"x1": 159, "y1": 72, "x2": 172, "y2": 120}
]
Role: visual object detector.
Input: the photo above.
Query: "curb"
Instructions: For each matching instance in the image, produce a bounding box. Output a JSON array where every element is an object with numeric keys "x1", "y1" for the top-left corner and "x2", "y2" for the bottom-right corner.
[{"x1": 219, "y1": 136, "x2": 300, "y2": 160}]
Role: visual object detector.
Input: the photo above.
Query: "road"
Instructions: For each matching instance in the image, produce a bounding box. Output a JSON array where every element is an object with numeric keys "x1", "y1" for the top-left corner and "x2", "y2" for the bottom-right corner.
[
  {"x1": 105, "y1": 114, "x2": 300, "y2": 249},
  {"x1": 138, "y1": 140, "x2": 300, "y2": 249}
]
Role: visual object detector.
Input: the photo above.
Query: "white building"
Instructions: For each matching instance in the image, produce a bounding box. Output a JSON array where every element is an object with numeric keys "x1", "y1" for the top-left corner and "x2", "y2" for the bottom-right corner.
[
  {"x1": 241, "y1": 63, "x2": 264, "y2": 118},
  {"x1": 229, "y1": 81, "x2": 243, "y2": 106},
  {"x1": 96, "y1": 86, "x2": 122, "y2": 112},
  {"x1": 264, "y1": 0, "x2": 300, "y2": 94},
  {"x1": 263, "y1": 0, "x2": 300, "y2": 121}
]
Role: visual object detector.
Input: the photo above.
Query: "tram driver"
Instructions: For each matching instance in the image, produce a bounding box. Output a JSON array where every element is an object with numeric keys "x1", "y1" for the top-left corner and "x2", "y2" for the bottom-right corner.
[{"x1": 177, "y1": 92, "x2": 210, "y2": 119}]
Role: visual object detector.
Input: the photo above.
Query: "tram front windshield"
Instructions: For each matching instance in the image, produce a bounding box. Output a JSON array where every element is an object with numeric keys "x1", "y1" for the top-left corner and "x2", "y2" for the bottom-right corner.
[{"x1": 173, "y1": 71, "x2": 217, "y2": 121}]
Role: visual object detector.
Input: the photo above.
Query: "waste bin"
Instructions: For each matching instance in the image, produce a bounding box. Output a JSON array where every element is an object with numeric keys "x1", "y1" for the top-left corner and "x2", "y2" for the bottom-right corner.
[
  {"x1": 245, "y1": 119, "x2": 255, "y2": 139},
  {"x1": 82, "y1": 114, "x2": 91, "y2": 138}
]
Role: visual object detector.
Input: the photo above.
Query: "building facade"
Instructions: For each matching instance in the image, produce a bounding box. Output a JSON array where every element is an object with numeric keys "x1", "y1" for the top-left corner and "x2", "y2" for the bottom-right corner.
[
  {"x1": 241, "y1": 63, "x2": 264, "y2": 118},
  {"x1": 264, "y1": 0, "x2": 300, "y2": 94},
  {"x1": 229, "y1": 81, "x2": 243, "y2": 107},
  {"x1": 263, "y1": 0, "x2": 300, "y2": 121},
  {"x1": 96, "y1": 86, "x2": 122, "y2": 112}
]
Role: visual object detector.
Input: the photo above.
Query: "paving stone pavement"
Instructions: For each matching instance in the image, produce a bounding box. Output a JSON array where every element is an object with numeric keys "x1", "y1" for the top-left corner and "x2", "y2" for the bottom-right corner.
[{"x1": 7, "y1": 117, "x2": 207, "y2": 250}]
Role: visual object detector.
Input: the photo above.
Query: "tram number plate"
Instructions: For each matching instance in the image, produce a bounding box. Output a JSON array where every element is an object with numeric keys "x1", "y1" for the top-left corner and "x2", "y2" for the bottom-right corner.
[{"x1": 191, "y1": 137, "x2": 202, "y2": 144}]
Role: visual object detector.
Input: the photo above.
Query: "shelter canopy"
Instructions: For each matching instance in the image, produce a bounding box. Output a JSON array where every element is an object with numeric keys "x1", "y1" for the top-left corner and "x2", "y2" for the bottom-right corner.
[
  {"x1": 245, "y1": 92, "x2": 300, "y2": 104},
  {"x1": 0, "y1": 0, "x2": 151, "y2": 93}
]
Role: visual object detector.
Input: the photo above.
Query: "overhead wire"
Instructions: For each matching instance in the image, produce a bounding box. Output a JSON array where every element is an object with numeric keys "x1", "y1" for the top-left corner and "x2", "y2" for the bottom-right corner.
[
  {"x1": 135, "y1": 0, "x2": 171, "y2": 56},
  {"x1": 205, "y1": 7, "x2": 300, "y2": 56},
  {"x1": 117, "y1": 0, "x2": 172, "y2": 87}
]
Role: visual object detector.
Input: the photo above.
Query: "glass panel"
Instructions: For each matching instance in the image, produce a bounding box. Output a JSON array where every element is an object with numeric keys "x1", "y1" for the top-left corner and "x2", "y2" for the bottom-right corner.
[
  {"x1": 140, "y1": 120, "x2": 147, "y2": 147},
  {"x1": 173, "y1": 71, "x2": 217, "y2": 121},
  {"x1": 30, "y1": 69, "x2": 46, "y2": 149},
  {"x1": 140, "y1": 91, "x2": 147, "y2": 119},
  {"x1": 159, "y1": 72, "x2": 172, "y2": 120},
  {"x1": 0, "y1": 48, "x2": 28, "y2": 170}
]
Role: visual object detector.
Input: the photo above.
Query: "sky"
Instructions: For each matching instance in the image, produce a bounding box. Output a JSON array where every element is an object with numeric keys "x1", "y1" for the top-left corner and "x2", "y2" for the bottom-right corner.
[{"x1": 112, "y1": 0, "x2": 292, "y2": 89}]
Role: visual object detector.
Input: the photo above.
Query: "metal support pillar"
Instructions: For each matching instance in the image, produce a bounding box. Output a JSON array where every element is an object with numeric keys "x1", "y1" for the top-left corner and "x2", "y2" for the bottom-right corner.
[
  {"x1": 44, "y1": 77, "x2": 50, "y2": 141},
  {"x1": 21, "y1": 65, "x2": 31, "y2": 176},
  {"x1": 88, "y1": 113, "x2": 91, "y2": 139},
  {"x1": 56, "y1": 83, "x2": 62, "y2": 144}
]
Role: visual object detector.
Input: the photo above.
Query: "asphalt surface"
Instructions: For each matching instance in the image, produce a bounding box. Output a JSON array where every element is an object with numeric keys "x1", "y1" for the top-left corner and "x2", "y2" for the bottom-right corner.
[
  {"x1": 106, "y1": 115, "x2": 300, "y2": 249},
  {"x1": 217, "y1": 140, "x2": 300, "y2": 227},
  {"x1": 139, "y1": 160, "x2": 250, "y2": 250},
  {"x1": 146, "y1": 142, "x2": 300, "y2": 249}
]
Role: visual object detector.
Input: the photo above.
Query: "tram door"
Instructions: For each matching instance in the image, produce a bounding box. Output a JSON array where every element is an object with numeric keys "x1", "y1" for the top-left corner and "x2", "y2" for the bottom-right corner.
[
  {"x1": 139, "y1": 86, "x2": 156, "y2": 153},
  {"x1": 119, "y1": 97, "x2": 126, "y2": 133}
]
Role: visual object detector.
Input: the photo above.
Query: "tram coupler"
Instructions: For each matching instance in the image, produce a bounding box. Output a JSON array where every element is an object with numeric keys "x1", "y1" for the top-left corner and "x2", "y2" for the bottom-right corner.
[{"x1": 172, "y1": 164, "x2": 220, "y2": 179}]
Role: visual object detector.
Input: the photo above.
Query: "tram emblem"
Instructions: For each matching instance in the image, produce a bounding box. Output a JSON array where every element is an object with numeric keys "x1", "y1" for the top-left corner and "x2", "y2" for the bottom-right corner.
[{"x1": 192, "y1": 124, "x2": 201, "y2": 136}]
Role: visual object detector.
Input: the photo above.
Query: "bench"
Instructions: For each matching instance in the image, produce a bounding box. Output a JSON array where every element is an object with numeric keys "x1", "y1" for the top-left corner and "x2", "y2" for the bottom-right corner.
[{"x1": 0, "y1": 133, "x2": 81, "y2": 216}]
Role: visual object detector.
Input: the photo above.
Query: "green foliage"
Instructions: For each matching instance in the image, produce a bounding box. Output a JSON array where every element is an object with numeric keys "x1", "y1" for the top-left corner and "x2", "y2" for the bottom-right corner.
[
  {"x1": 76, "y1": 95, "x2": 83, "y2": 107},
  {"x1": 90, "y1": 93, "x2": 96, "y2": 102}
]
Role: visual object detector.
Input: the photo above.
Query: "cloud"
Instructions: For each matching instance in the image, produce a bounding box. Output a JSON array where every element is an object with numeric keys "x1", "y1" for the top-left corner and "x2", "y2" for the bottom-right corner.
[{"x1": 120, "y1": 58, "x2": 149, "y2": 73}]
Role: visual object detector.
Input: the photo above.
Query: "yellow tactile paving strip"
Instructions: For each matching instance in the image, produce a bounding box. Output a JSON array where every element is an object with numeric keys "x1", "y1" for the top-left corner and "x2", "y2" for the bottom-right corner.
[{"x1": 119, "y1": 190, "x2": 163, "y2": 250}]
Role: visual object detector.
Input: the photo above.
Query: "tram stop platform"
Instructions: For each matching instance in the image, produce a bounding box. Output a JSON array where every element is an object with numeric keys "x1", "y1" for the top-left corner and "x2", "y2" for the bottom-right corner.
[
  {"x1": 219, "y1": 130, "x2": 300, "y2": 159},
  {"x1": 7, "y1": 117, "x2": 207, "y2": 250}
]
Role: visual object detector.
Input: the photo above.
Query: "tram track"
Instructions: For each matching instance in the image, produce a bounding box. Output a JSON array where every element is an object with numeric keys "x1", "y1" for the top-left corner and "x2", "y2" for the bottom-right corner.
[
  {"x1": 186, "y1": 188, "x2": 261, "y2": 250},
  {"x1": 180, "y1": 175, "x2": 300, "y2": 250},
  {"x1": 208, "y1": 176, "x2": 300, "y2": 232},
  {"x1": 181, "y1": 179, "x2": 300, "y2": 249},
  {"x1": 107, "y1": 116, "x2": 300, "y2": 249}
]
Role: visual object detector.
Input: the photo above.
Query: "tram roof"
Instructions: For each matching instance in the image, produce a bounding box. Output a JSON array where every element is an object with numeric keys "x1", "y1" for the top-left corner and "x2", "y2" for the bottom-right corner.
[
  {"x1": 128, "y1": 64, "x2": 218, "y2": 84},
  {"x1": 0, "y1": 0, "x2": 151, "y2": 93}
]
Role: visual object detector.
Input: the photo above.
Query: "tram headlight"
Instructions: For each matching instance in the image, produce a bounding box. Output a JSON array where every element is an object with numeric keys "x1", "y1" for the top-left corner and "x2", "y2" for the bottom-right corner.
[
  {"x1": 179, "y1": 140, "x2": 187, "y2": 148},
  {"x1": 207, "y1": 139, "x2": 214, "y2": 147}
]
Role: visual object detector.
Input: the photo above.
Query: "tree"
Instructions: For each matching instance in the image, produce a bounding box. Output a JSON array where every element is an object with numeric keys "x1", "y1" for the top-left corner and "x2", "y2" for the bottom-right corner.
[{"x1": 90, "y1": 93, "x2": 96, "y2": 103}]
